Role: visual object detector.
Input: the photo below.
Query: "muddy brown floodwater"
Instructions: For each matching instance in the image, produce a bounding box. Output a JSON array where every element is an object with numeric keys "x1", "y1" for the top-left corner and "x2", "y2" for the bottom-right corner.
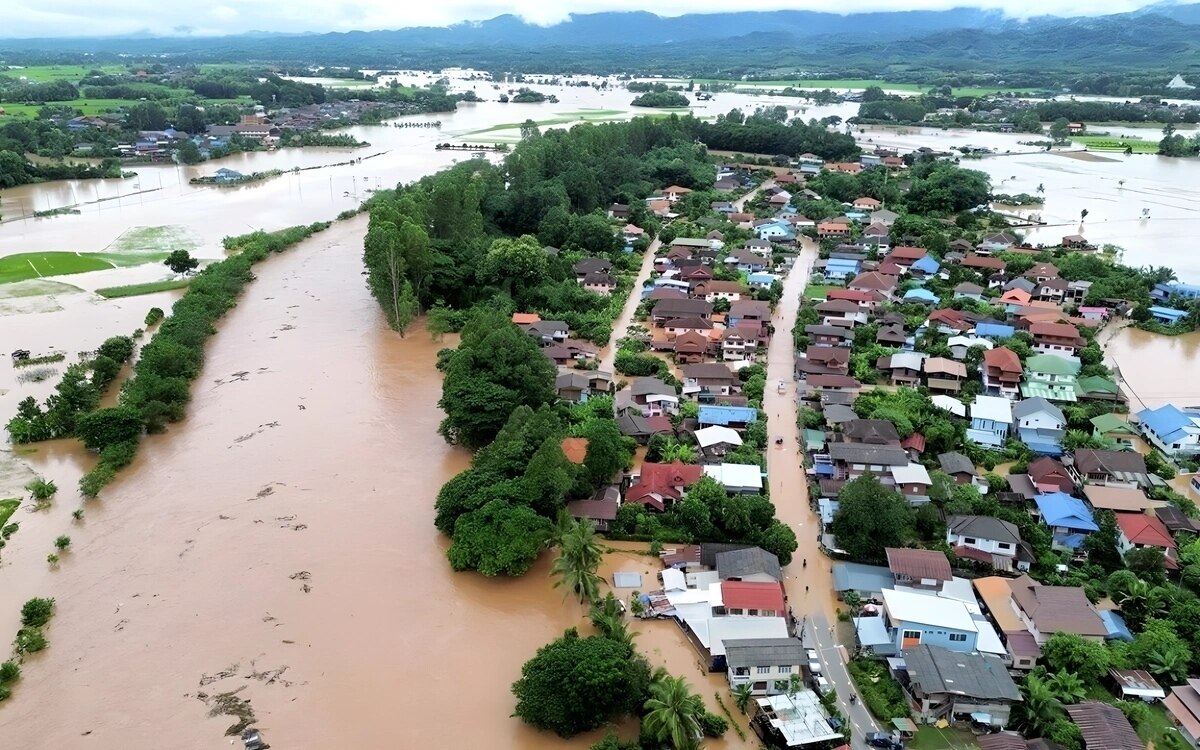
[{"x1": 0, "y1": 216, "x2": 754, "y2": 749}]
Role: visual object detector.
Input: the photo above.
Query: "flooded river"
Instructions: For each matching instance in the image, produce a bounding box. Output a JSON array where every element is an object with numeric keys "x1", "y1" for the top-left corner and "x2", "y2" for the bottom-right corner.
[{"x1": 2, "y1": 71, "x2": 1200, "y2": 745}]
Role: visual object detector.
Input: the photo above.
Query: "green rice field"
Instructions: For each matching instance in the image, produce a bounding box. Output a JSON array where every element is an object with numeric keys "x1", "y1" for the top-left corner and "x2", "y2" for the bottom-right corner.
[
  {"x1": 95, "y1": 279, "x2": 191, "y2": 299},
  {"x1": 1073, "y1": 135, "x2": 1159, "y2": 153}
]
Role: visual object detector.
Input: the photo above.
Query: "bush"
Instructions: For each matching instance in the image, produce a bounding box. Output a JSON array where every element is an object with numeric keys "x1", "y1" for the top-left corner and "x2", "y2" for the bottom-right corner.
[
  {"x1": 54, "y1": 535, "x2": 71, "y2": 551},
  {"x1": 848, "y1": 659, "x2": 909, "y2": 720},
  {"x1": 699, "y1": 711, "x2": 729, "y2": 738},
  {"x1": 145, "y1": 307, "x2": 164, "y2": 326},
  {"x1": 0, "y1": 685, "x2": 9, "y2": 701},
  {"x1": 14, "y1": 627, "x2": 47, "y2": 654},
  {"x1": 20, "y1": 597, "x2": 54, "y2": 627},
  {"x1": 79, "y1": 464, "x2": 117, "y2": 498},
  {"x1": 99, "y1": 439, "x2": 139, "y2": 469},
  {"x1": 0, "y1": 660, "x2": 20, "y2": 685}
]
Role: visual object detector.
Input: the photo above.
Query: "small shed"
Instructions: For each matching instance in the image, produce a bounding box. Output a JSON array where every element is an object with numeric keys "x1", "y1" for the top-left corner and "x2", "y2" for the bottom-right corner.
[{"x1": 1110, "y1": 669, "x2": 1165, "y2": 703}]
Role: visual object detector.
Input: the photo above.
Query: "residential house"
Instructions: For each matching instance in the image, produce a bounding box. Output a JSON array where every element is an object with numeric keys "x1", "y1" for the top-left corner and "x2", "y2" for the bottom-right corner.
[
  {"x1": 947, "y1": 515, "x2": 1028, "y2": 571},
  {"x1": 818, "y1": 299, "x2": 870, "y2": 327},
  {"x1": 1025, "y1": 262, "x2": 1061, "y2": 283},
  {"x1": 566, "y1": 486, "x2": 620, "y2": 532},
  {"x1": 803, "y1": 374, "x2": 863, "y2": 398},
  {"x1": 716, "y1": 548, "x2": 783, "y2": 583},
  {"x1": 886, "y1": 547, "x2": 953, "y2": 590},
  {"x1": 806, "y1": 324, "x2": 854, "y2": 347},
  {"x1": 608, "y1": 203, "x2": 630, "y2": 220},
  {"x1": 663, "y1": 185, "x2": 693, "y2": 202},
  {"x1": 978, "y1": 232, "x2": 1018, "y2": 254},
  {"x1": 704, "y1": 463, "x2": 765, "y2": 494},
  {"x1": 849, "y1": 271, "x2": 899, "y2": 299},
  {"x1": 582, "y1": 271, "x2": 617, "y2": 295},
  {"x1": 729, "y1": 300, "x2": 772, "y2": 332},
  {"x1": 1034, "y1": 278, "x2": 1069, "y2": 304},
  {"x1": 1021, "y1": 354, "x2": 1081, "y2": 402},
  {"x1": 698, "y1": 405, "x2": 759, "y2": 431},
  {"x1": 1069, "y1": 449, "x2": 1151, "y2": 489},
  {"x1": 522, "y1": 319, "x2": 569, "y2": 345},
  {"x1": 840, "y1": 419, "x2": 901, "y2": 446},
  {"x1": 877, "y1": 323, "x2": 909, "y2": 348},
  {"x1": 1149, "y1": 306, "x2": 1188, "y2": 325},
  {"x1": 1066, "y1": 280, "x2": 1093, "y2": 305},
  {"x1": 1083, "y1": 485, "x2": 1161, "y2": 515},
  {"x1": 821, "y1": 257, "x2": 862, "y2": 283},
  {"x1": 693, "y1": 280, "x2": 748, "y2": 302},
  {"x1": 1029, "y1": 322, "x2": 1085, "y2": 356},
  {"x1": 826, "y1": 288, "x2": 884, "y2": 310},
  {"x1": 1013, "y1": 397, "x2": 1066, "y2": 456},
  {"x1": 1009, "y1": 574, "x2": 1108, "y2": 643},
  {"x1": 982, "y1": 347, "x2": 1022, "y2": 398},
  {"x1": 725, "y1": 639, "x2": 808, "y2": 695},
  {"x1": 878, "y1": 351, "x2": 928, "y2": 386},
  {"x1": 872, "y1": 208, "x2": 900, "y2": 226},
  {"x1": 880, "y1": 588, "x2": 979, "y2": 653},
  {"x1": 1028, "y1": 456, "x2": 1075, "y2": 494},
  {"x1": 1115, "y1": 512, "x2": 1178, "y2": 569},
  {"x1": 695, "y1": 426, "x2": 743, "y2": 459},
  {"x1": 947, "y1": 336, "x2": 992, "y2": 360},
  {"x1": 1138, "y1": 404, "x2": 1200, "y2": 456},
  {"x1": 899, "y1": 645, "x2": 1021, "y2": 728},
  {"x1": 853, "y1": 196, "x2": 882, "y2": 210},
  {"x1": 727, "y1": 247, "x2": 769, "y2": 273},
  {"x1": 798, "y1": 346, "x2": 851, "y2": 378},
  {"x1": 924, "y1": 357, "x2": 968, "y2": 394},
  {"x1": 663, "y1": 317, "x2": 714, "y2": 337},
  {"x1": 573, "y1": 257, "x2": 613, "y2": 280},
  {"x1": 748, "y1": 271, "x2": 780, "y2": 290},
  {"x1": 1065, "y1": 702, "x2": 1145, "y2": 750},
  {"x1": 720, "y1": 580, "x2": 786, "y2": 617},
  {"x1": 888, "y1": 245, "x2": 928, "y2": 268},
  {"x1": 968, "y1": 396, "x2": 1013, "y2": 448},
  {"x1": 1164, "y1": 679, "x2": 1200, "y2": 746},
  {"x1": 617, "y1": 407, "x2": 673, "y2": 443},
  {"x1": 817, "y1": 220, "x2": 852, "y2": 238},
  {"x1": 824, "y1": 443, "x2": 909, "y2": 482},
  {"x1": 624, "y1": 462, "x2": 704, "y2": 511},
  {"x1": 671, "y1": 330, "x2": 713, "y2": 364},
  {"x1": 963, "y1": 254, "x2": 1008, "y2": 273},
  {"x1": 1088, "y1": 414, "x2": 1138, "y2": 449},
  {"x1": 903, "y1": 288, "x2": 939, "y2": 306},
  {"x1": 891, "y1": 463, "x2": 934, "y2": 504},
  {"x1": 939, "y1": 452, "x2": 980, "y2": 486},
  {"x1": 629, "y1": 377, "x2": 680, "y2": 416},
  {"x1": 1035, "y1": 492, "x2": 1100, "y2": 551},
  {"x1": 756, "y1": 221, "x2": 797, "y2": 242},
  {"x1": 911, "y1": 255, "x2": 941, "y2": 277},
  {"x1": 652, "y1": 298, "x2": 714, "y2": 325},
  {"x1": 721, "y1": 326, "x2": 760, "y2": 362},
  {"x1": 555, "y1": 370, "x2": 613, "y2": 402},
  {"x1": 1077, "y1": 375, "x2": 1124, "y2": 403},
  {"x1": 684, "y1": 363, "x2": 741, "y2": 397},
  {"x1": 954, "y1": 282, "x2": 986, "y2": 302},
  {"x1": 1157, "y1": 506, "x2": 1200, "y2": 535},
  {"x1": 975, "y1": 322, "x2": 1016, "y2": 341},
  {"x1": 928, "y1": 308, "x2": 974, "y2": 335}
]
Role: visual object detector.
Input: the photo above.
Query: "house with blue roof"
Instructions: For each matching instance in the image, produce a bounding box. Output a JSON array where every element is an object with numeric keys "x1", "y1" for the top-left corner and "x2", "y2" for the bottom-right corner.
[
  {"x1": 903, "y1": 288, "x2": 939, "y2": 305},
  {"x1": 1152, "y1": 282, "x2": 1200, "y2": 302},
  {"x1": 747, "y1": 272, "x2": 779, "y2": 290},
  {"x1": 974, "y1": 323, "x2": 1015, "y2": 340},
  {"x1": 755, "y1": 221, "x2": 796, "y2": 242},
  {"x1": 1148, "y1": 306, "x2": 1188, "y2": 325},
  {"x1": 1034, "y1": 492, "x2": 1099, "y2": 551},
  {"x1": 1137, "y1": 403, "x2": 1200, "y2": 456},
  {"x1": 698, "y1": 405, "x2": 759, "y2": 430},
  {"x1": 910, "y1": 255, "x2": 940, "y2": 276}
]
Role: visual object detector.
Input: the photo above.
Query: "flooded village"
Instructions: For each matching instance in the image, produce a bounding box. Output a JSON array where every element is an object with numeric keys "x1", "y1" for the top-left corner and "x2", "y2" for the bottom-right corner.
[{"x1": 2, "y1": 66, "x2": 1200, "y2": 750}]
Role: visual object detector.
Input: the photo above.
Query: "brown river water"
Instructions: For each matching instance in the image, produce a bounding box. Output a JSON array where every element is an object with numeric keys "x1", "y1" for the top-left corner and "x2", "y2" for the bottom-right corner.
[{"x1": 2, "y1": 72, "x2": 1200, "y2": 745}]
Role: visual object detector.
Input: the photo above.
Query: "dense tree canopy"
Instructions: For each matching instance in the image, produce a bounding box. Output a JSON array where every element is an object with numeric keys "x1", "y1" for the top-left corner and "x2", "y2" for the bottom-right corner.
[{"x1": 831, "y1": 475, "x2": 915, "y2": 561}]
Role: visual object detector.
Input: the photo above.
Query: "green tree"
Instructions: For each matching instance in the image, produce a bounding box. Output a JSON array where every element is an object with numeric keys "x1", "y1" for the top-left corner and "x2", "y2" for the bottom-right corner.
[
  {"x1": 74, "y1": 406, "x2": 144, "y2": 452},
  {"x1": 1046, "y1": 672, "x2": 1086, "y2": 705},
  {"x1": 363, "y1": 217, "x2": 428, "y2": 334},
  {"x1": 176, "y1": 141, "x2": 203, "y2": 165},
  {"x1": 20, "y1": 597, "x2": 54, "y2": 628},
  {"x1": 164, "y1": 249, "x2": 199, "y2": 275},
  {"x1": 642, "y1": 670, "x2": 704, "y2": 750},
  {"x1": 1041, "y1": 632, "x2": 1111, "y2": 684},
  {"x1": 831, "y1": 475, "x2": 915, "y2": 561},
  {"x1": 581, "y1": 417, "x2": 631, "y2": 488},
  {"x1": 589, "y1": 592, "x2": 635, "y2": 651},
  {"x1": 512, "y1": 628, "x2": 650, "y2": 737},
  {"x1": 438, "y1": 310, "x2": 557, "y2": 448},
  {"x1": 1049, "y1": 118, "x2": 1071, "y2": 143},
  {"x1": 446, "y1": 500, "x2": 550, "y2": 576},
  {"x1": 478, "y1": 234, "x2": 550, "y2": 295},
  {"x1": 732, "y1": 682, "x2": 754, "y2": 714},
  {"x1": 551, "y1": 516, "x2": 604, "y2": 605},
  {"x1": 1017, "y1": 675, "x2": 1064, "y2": 737}
]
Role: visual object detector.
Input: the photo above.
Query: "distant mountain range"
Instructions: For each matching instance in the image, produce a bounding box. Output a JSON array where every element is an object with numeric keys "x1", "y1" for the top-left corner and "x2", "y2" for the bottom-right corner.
[{"x1": 4, "y1": 6, "x2": 1200, "y2": 77}]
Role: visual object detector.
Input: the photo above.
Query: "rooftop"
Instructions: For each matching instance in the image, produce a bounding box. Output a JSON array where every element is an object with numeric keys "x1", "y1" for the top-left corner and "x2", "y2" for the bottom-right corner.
[
  {"x1": 1082, "y1": 485, "x2": 1160, "y2": 513},
  {"x1": 722, "y1": 580, "x2": 786, "y2": 613},
  {"x1": 1065, "y1": 702, "x2": 1145, "y2": 750},
  {"x1": 947, "y1": 515, "x2": 1021, "y2": 545},
  {"x1": 1009, "y1": 574, "x2": 1107, "y2": 637},
  {"x1": 972, "y1": 576, "x2": 1026, "y2": 633},
  {"x1": 886, "y1": 547, "x2": 952, "y2": 583},
  {"x1": 1035, "y1": 492, "x2": 1099, "y2": 531},
  {"x1": 883, "y1": 588, "x2": 977, "y2": 631},
  {"x1": 971, "y1": 395, "x2": 1013, "y2": 424},
  {"x1": 724, "y1": 638, "x2": 808, "y2": 668},
  {"x1": 716, "y1": 547, "x2": 782, "y2": 581},
  {"x1": 902, "y1": 644, "x2": 1021, "y2": 701}
]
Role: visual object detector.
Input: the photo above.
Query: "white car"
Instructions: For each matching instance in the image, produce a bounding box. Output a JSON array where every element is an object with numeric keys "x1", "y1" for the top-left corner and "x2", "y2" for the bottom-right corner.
[
  {"x1": 806, "y1": 648, "x2": 822, "y2": 674},
  {"x1": 812, "y1": 675, "x2": 832, "y2": 694}
]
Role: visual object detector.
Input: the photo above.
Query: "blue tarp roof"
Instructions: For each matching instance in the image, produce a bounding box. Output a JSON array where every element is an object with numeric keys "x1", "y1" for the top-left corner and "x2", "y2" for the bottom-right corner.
[
  {"x1": 975, "y1": 323, "x2": 1015, "y2": 339},
  {"x1": 698, "y1": 405, "x2": 759, "y2": 426},
  {"x1": 1099, "y1": 610, "x2": 1134, "y2": 642},
  {"x1": 832, "y1": 562, "x2": 894, "y2": 594},
  {"x1": 903, "y1": 288, "x2": 938, "y2": 303},
  {"x1": 1036, "y1": 492, "x2": 1099, "y2": 531},
  {"x1": 911, "y1": 256, "x2": 940, "y2": 274},
  {"x1": 1138, "y1": 403, "x2": 1199, "y2": 444}
]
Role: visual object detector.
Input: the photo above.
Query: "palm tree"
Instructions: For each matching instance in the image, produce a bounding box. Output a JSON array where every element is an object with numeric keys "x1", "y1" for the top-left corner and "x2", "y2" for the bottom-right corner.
[
  {"x1": 643, "y1": 670, "x2": 704, "y2": 750},
  {"x1": 732, "y1": 683, "x2": 754, "y2": 714},
  {"x1": 589, "y1": 592, "x2": 636, "y2": 651},
  {"x1": 1046, "y1": 672, "x2": 1086, "y2": 705},
  {"x1": 1148, "y1": 647, "x2": 1188, "y2": 683},
  {"x1": 660, "y1": 438, "x2": 697, "y2": 464},
  {"x1": 550, "y1": 517, "x2": 604, "y2": 605},
  {"x1": 1018, "y1": 675, "x2": 1063, "y2": 737}
]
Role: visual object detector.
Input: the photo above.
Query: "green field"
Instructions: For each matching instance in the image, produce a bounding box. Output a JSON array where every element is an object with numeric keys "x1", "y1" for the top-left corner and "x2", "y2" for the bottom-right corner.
[
  {"x1": 467, "y1": 110, "x2": 631, "y2": 137},
  {"x1": 1, "y1": 64, "x2": 127, "y2": 83},
  {"x1": 0, "y1": 96, "x2": 248, "y2": 122},
  {"x1": 95, "y1": 278, "x2": 191, "y2": 299},
  {"x1": 0, "y1": 498, "x2": 19, "y2": 528},
  {"x1": 1074, "y1": 135, "x2": 1159, "y2": 153},
  {"x1": 0, "y1": 251, "x2": 169, "y2": 285}
]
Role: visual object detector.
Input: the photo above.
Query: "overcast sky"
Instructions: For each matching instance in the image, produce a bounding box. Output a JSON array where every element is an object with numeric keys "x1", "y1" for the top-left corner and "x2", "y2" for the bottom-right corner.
[{"x1": 2, "y1": 0, "x2": 1181, "y2": 38}]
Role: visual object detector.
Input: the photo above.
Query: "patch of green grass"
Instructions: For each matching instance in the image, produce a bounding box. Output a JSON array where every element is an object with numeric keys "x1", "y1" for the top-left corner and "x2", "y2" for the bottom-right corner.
[
  {"x1": 1, "y1": 64, "x2": 126, "y2": 83},
  {"x1": 803, "y1": 284, "x2": 832, "y2": 300},
  {"x1": 0, "y1": 250, "x2": 169, "y2": 285},
  {"x1": 0, "y1": 279, "x2": 84, "y2": 298},
  {"x1": 908, "y1": 725, "x2": 979, "y2": 750},
  {"x1": 0, "y1": 96, "x2": 249, "y2": 122},
  {"x1": 1074, "y1": 135, "x2": 1159, "y2": 153},
  {"x1": 557, "y1": 109, "x2": 625, "y2": 117},
  {"x1": 0, "y1": 499, "x2": 19, "y2": 528},
  {"x1": 104, "y1": 225, "x2": 198, "y2": 256},
  {"x1": 95, "y1": 278, "x2": 191, "y2": 298}
]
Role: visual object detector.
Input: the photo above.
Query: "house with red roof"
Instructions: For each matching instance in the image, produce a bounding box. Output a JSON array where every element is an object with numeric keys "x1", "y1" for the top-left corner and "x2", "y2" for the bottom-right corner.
[
  {"x1": 1029, "y1": 322, "x2": 1085, "y2": 356},
  {"x1": 982, "y1": 346, "x2": 1023, "y2": 398},
  {"x1": 927, "y1": 308, "x2": 974, "y2": 334},
  {"x1": 817, "y1": 220, "x2": 852, "y2": 238},
  {"x1": 962, "y1": 254, "x2": 1008, "y2": 272},
  {"x1": 827, "y1": 288, "x2": 886, "y2": 310},
  {"x1": 720, "y1": 580, "x2": 787, "y2": 617},
  {"x1": 853, "y1": 196, "x2": 882, "y2": 210},
  {"x1": 1116, "y1": 513, "x2": 1178, "y2": 569},
  {"x1": 887, "y1": 246, "x2": 928, "y2": 268},
  {"x1": 625, "y1": 462, "x2": 704, "y2": 511},
  {"x1": 848, "y1": 271, "x2": 899, "y2": 299}
]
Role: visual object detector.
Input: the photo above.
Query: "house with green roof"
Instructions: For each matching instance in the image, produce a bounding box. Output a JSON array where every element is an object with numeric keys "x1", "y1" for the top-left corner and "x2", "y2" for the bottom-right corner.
[
  {"x1": 1077, "y1": 375, "x2": 1124, "y2": 403},
  {"x1": 1091, "y1": 413, "x2": 1138, "y2": 448},
  {"x1": 1020, "y1": 354, "x2": 1081, "y2": 402}
]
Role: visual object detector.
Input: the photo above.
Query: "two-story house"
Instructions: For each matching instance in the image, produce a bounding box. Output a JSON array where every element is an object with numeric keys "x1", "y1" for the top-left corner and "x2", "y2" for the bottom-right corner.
[
  {"x1": 1008, "y1": 574, "x2": 1108, "y2": 644},
  {"x1": 1028, "y1": 456, "x2": 1075, "y2": 494},
  {"x1": 877, "y1": 351, "x2": 927, "y2": 387},
  {"x1": 728, "y1": 300, "x2": 772, "y2": 333},
  {"x1": 840, "y1": 419, "x2": 901, "y2": 446},
  {"x1": 1012, "y1": 397, "x2": 1066, "y2": 456},
  {"x1": 946, "y1": 515, "x2": 1029, "y2": 571},
  {"x1": 1035, "y1": 492, "x2": 1099, "y2": 551},
  {"x1": 555, "y1": 370, "x2": 614, "y2": 403},
  {"x1": 692, "y1": 280, "x2": 748, "y2": 303},
  {"x1": 798, "y1": 345, "x2": 851, "y2": 379},
  {"x1": 806, "y1": 324, "x2": 854, "y2": 347},
  {"x1": 719, "y1": 581, "x2": 787, "y2": 617},
  {"x1": 816, "y1": 298, "x2": 870, "y2": 327},
  {"x1": 968, "y1": 395, "x2": 1013, "y2": 448},
  {"x1": 721, "y1": 326, "x2": 760, "y2": 362},
  {"x1": 624, "y1": 461, "x2": 704, "y2": 511},
  {"x1": 663, "y1": 317, "x2": 714, "y2": 337},
  {"x1": 522, "y1": 319, "x2": 569, "y2": 345},
  {"x1": 1068, "y1": 449, "x2": 1151, "y2": 489},
  {"x1": 725, "y1": 638, "x2": 807, "y2": 695},
  {"x1": 1115, "y1": 512, "x2": 1179, "y2": 569},
  {"x1": 683, "y1": 363, "x2": 740, "y2": 398},
  {"x1": 881, "y1": 588, "x2": 979, "y2": 653},
  {"x1": 924, "y1": 357, "x2": 968, "y2": 393},
  {"x1": 698, "y1": 405, "x2": 759, "y2": 431},
  {"x1": 1021, "y1": 354, "x2": 1081, "y2": 402},
  {"x1": 572, "y1": 257, "x2": 613, "y2": 281},
  {"x1": 651, "y1": 297, "x2": 714, "y2": 326},
  {"x1": 982, "y1": 347, "x2": 1023, "y2": 398},
  {"x1": 886, "y1": 547, "x2": 952, "y2": 589},
  {"x1": 1137, "y1": 404, "x2": 1200, "y2": 457},
  {"x1": 824, "y1": 443, "x2": 909, "y2": 483},
  {"x1": 849, "y1": 271, "x2": 899, "y2": 300},
  {"x1": 629, "y1": 377, "x2": 680, "y2": 417},
  {"x1": 1029, "y1": 321, "x2": 1085, "y2": 356},
  {"x1": 668, "y1": 330, "x2": 713, "y2": 365},
  {"x1": 939, "y1": 452, "x2": 982, "y2": 487}
]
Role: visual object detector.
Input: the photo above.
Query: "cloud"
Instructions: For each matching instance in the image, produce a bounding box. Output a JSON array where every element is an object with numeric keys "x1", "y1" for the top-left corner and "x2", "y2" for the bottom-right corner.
[{"x1": 0, "y1": 0, "x2": 1183, "y2": 38}]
